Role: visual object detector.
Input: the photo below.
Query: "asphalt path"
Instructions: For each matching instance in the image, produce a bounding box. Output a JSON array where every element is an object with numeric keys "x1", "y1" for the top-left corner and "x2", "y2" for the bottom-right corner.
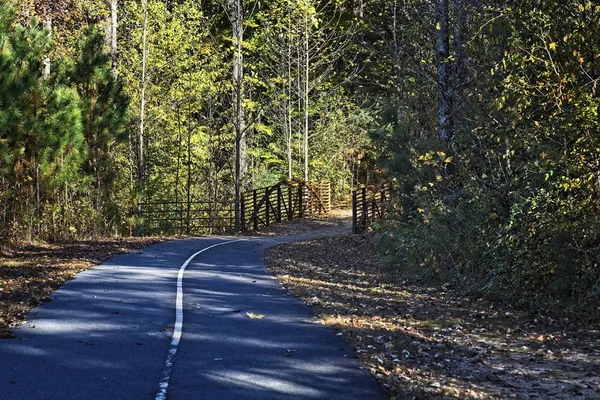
[{"x1": 0, "y1": 233, "x2": 383, "y2": 400}]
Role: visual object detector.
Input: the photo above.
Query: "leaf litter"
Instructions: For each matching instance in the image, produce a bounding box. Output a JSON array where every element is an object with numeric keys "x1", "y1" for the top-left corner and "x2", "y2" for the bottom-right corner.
[
  {"x1": 246, "y1": 312, "x2": 265, "y2": 319},
  {"x1": 0, "y1": 237, "x2": 163, "y2": 336},
  {"x1": 264, "y1": 218, "x2": 600, "y2": 399}
]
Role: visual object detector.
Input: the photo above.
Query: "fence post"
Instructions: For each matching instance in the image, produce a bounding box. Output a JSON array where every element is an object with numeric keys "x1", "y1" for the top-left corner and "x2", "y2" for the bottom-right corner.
[
  {"x1": 361, "y1": 187, "x2": 368, "y2": 233},
  {"x1": 352, "y1": 190, "x2": 357, "y2": 234},
  {"x1": 298, "y1": 184, "x2": 304, "y2": 218},
  {"x1": 371, "y1": 195, "x2": 376, "y2": 219},
  {"x1": 265, "y1": 188, "x2": 270, "y2": 227},
  {"x1": 276, "y1": 184, "x2": 282, "y2": 222},
  {"x1": 178, "y1": 202, "x2": 183, "y2": 236},
  {"x1": 324, "y1": 181, "x2": 331, "y2": 213},
  {"x1": 315, "y1": 182, "x2": 321, "y2": 214},
  {"x1": 287, "y1": 183, "x2": 293, "y2": 219},
  {"x1": 253, "y1": 189, "x2": 258, "y2": 230},
  {"x1": 309, "y1": 183, "x2": 314, "y2": 215},
  {"x1": 240, "y1": 193, "x2": 246, "y2": 232}
]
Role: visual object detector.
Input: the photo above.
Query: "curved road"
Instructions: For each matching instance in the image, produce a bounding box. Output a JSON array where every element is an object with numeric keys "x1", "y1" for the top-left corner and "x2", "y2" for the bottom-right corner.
[{"x1": 0, "y1": 234, "x2": 383, "y2": 400}]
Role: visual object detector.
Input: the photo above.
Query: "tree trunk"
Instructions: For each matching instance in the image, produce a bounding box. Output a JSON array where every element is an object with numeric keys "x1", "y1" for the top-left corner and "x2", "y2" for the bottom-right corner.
[
  {"x1": 93, "y1": 133, "x2": 101, "y2": 216},
  {"x1": 303, "y1": 9, "x2": 309, "y2": 182},
  {"x1": 136, "y1": 0, "x2": 149, "y2": 236},
  {"x1": 34, "y1": 154, "x2": 40, "y2": 235},
  {"x1": 231, "y1": 0, "x2": 246, "y2": 231},
  {"x1": 286, "y1": 4, "x2": 293, "y2": 179},
  {"x1": 435, "y1": 0, "x2": 453, "y2": 142},
  {"x1": 175, "y1": 106, "x2": 183, "y2": 234},
  {"x1": 43, "y1": 17, "x2": 51, "y2": 77},
  {"x1": 186, "y1": 113, "x2": 192, "y2": 235},
  {"x1": 392, "y1": 0, "x2": 403, "y2": 94},
  {"x1": 107, "y1": 0, "x2": 118, "y2": 77}
]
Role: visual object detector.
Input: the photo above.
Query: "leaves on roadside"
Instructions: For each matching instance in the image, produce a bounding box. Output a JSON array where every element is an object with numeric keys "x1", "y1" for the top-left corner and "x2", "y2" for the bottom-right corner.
[
  {"x1": 265, "y1": 231, "x2": 600, "y2": 400},
  {"x1": 0, "y1": 238, "x2": 163, "y2": 334}
]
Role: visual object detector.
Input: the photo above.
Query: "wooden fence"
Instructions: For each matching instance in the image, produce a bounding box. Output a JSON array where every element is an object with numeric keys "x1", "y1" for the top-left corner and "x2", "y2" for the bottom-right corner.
[
  {"x1": 241, "y1": 179, "x2": 330, "y2": 232},
  {"x1": 135, "y1": 180, "x2": 331, "y2": 235},
  {"x1": 137, "y1": 201, "x2": 235, "y2": 236},
  {"x1": 352, "y1": 180, "x2": 392, "y2": 234}
]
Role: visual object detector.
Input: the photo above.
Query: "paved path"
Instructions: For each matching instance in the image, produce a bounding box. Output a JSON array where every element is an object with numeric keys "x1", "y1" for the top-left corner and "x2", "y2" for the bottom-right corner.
[{"x1": 0, "y1": 233, "x2": 383, "y2": 399}]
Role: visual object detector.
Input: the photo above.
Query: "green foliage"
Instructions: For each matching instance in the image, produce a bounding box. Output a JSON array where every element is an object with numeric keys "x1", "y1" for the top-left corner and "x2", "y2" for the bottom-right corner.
[
  {"x1": 376, "y1": 0, "x2": 600, "y2": 320},
  {"x1": 0, "y1": 2, "x2": 85, "y2": 240},
  {"x1": 0, "y1": 0, "x2": 131, "y2": 241},
  {"x1": 69, "y1": 26, "x2": 129, "y2": 232}
]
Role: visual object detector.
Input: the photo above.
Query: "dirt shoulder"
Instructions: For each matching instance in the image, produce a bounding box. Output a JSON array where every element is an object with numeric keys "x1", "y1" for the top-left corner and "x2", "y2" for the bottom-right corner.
[
  {"x1": 265, "y1": 228, "x2": 600, "y2": 399},
  {"x1": 0, "y1": 237, "x2": 164, "y2": 337}
]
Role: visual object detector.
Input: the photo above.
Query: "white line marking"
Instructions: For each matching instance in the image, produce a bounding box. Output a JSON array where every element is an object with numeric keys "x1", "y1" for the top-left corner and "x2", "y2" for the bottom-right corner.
[{"x1": 155, "y1": 239, "x2": 245, "y2": 400}]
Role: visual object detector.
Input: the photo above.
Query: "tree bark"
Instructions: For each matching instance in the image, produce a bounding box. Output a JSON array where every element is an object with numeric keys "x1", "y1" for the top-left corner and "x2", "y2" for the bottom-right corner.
[
  {"x1": 186, "y1": 109, "x2": 192, "y2": 235},
  {"x1": 136, "y1": 0, "x2": 149, "y2": 235},
  {"x1": 286, "y1": 1, "x2": 293, "y2": 179},
  {"x1": 435, "y1": 0, "x2": 453, "y2": 142},
  {"x1": 175, "y1": 106, "x2": 183, "y2": 234},
  {"x1": 43, "y1": 17, "x2": 51, "y2": 77},
  {"x1": 231, "y1": 0, "x2": 246, "y2": 231},
  {"x1": 303, "y1": 8, "x2": 309, "y2": 182},
  {"x1": 108, "y1": 0, "x2": 118, "y2": 77}
]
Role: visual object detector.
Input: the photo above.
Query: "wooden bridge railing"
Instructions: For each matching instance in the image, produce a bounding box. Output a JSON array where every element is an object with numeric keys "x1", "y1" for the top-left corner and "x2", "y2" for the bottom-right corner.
[
  {"x1": 135, "y1": 180, "x2": 331, "y2": 236},
  {"x1": 241, "y1": 179, "x2": 330, "y2": 232},
  {"x1": 352, "y1": 180, "x2": 392, "y2": 234},
  {"x1": 137, "y1": 201, "x2": 235, "y2": 236}
]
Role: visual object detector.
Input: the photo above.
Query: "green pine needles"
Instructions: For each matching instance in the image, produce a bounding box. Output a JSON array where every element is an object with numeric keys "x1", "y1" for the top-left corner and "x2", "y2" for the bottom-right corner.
[{"x1": 0, "y1": 0, "x2": 128, "y2": 241}]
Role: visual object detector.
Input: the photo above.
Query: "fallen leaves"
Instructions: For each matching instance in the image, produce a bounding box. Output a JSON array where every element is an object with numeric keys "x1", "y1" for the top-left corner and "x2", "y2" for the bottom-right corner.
[
  {"x1": 0, "y1": 237, "x2": 163, "y2": 335},
  {"x1": 265, "y1": 232, "x2": 600, "y2": 400},
  {"x1": 0, "y1": 329, "x2": 14, "y2": 339},
  {"x1": 246, "y1": 312, "x2": 265, "y2": 319}
]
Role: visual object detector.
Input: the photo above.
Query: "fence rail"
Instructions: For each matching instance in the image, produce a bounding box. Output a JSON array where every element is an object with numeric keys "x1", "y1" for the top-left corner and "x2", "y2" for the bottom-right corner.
[
  {"x1": 352, "y1": 180, "x2": 392, "y2": 234},
  {"x1": 242, "y1": 179, "x2": 330, "y2": 232},
  {"x1": 135, "y1": 179, "x2": 331, "y2": 236},
  {"x1": 137, "y1": 201, "x2": 235, "y2": 236}
]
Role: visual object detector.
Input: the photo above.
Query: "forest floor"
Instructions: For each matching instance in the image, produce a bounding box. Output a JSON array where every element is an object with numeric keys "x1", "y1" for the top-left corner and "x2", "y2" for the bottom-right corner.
[
  {"x1": 264, "y1": 213, "x2": 600, "y2": 399},
  {"x1": 0, "y1": 237, "x2": 164, "y2": 338}
]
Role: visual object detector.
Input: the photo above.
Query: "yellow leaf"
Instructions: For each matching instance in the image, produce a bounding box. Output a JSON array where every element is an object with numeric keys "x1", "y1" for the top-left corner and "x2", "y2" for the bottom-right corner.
[
  {"x1": 578, "y1": 4, "x2": 585, "y2": 11},
  {"x1": 246, "y1": 312, "x2": 265, "y2": 319},
  {"x1": 436, "y1": 22, "x2": 441, "y2": 30},
  {"x1": 444, "y1": 157, "x2": 454, "y2": 164},
  {"x1": 436, "y1": 175, "x2": 442, "y2": 181},
  {"x1": 549, "y1": 42, "x2": 557, "y2": 51}
]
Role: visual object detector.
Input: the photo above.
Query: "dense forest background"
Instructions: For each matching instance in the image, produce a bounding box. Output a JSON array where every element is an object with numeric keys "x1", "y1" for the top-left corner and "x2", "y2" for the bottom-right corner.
[{"x1": 1, "y1": 0, "x2": 600, "y2": 316}]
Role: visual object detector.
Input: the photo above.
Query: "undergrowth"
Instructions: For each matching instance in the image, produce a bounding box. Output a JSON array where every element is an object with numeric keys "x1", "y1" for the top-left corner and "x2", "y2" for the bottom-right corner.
[{"x1": 378, "y1": 182, "x2": 600, "y2": 325}]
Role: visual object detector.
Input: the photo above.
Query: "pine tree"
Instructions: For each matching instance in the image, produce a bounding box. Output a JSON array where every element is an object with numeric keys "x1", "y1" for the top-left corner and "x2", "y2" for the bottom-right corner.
[
  {"x1": 0, "y1": 0, "x2": 85, "y2": 240},
  {"x1": 69, "y1": 26, "x2": 129, "y2": 233}
]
